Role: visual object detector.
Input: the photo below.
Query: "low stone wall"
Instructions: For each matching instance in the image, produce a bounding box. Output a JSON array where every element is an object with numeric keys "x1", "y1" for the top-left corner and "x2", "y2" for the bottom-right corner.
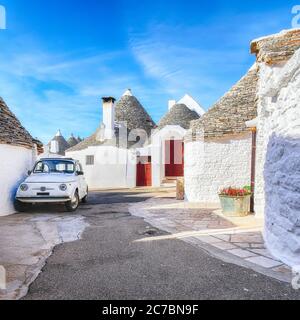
[{"x1": 185, "y1": 133, "x2": 252, "y2": 203}]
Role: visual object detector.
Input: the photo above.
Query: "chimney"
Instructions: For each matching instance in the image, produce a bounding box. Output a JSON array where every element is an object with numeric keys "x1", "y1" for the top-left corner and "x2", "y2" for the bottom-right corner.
[
  {"x1": 168, "y1": 100, "x2": 176, "y2": 111},
  {"x1": 102, "y1": 96, "x2": 116, "y2": 140}
]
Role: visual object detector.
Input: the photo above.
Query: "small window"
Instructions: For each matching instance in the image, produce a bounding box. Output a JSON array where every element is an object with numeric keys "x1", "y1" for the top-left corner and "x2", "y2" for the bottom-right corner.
[{"x1": 86, "y1": 155, "x2": 94, "y2": 166}]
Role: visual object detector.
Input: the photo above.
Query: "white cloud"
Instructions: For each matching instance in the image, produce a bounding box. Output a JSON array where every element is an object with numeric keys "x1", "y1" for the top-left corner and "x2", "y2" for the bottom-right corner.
[
  {"x1": 0, "y1": 42, "x2": 144, "y2": 143},
  {"x1": 129, "y1": 9, "x2": 288, "y2": 108}
]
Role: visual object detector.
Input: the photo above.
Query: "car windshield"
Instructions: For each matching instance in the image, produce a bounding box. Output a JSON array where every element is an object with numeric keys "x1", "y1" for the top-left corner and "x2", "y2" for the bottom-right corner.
[{"x1": 33, "y1": 160, "x2": 75, "y2": 174}]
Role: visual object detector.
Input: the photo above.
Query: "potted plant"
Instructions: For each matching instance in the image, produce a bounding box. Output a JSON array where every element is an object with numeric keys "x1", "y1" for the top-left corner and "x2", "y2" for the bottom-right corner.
[{"x1": 218, "y1": 187, "x2": 252, "y2": 217}]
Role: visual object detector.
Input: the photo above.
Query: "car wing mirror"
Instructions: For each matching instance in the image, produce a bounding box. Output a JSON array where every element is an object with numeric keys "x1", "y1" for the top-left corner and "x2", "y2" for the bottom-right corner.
[
  {"x1": 27, "y1": 170, "x2": 32, "y2": 176},
  {"x1": 77, "y1": 171, "x2": 84, "y2": 176}
]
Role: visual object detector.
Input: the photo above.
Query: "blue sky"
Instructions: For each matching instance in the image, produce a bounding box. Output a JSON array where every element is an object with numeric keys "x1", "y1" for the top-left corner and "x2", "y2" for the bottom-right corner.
[{"x1": 0, "y1": 0, "x2": 296, "y2": 142}]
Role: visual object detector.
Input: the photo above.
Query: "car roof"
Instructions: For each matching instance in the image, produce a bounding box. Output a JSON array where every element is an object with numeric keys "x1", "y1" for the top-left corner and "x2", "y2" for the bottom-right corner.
[{"x1": 39, "y1": 158, "x2": 76, "y2": 162}]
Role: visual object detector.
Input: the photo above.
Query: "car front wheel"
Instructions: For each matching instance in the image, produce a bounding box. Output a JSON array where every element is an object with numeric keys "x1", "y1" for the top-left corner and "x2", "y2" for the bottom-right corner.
[
  {"x1": 14, "y1": 200, "x2": 31, "y2": 212},
  {"x1": 65, "y1": 191, "x2": 79, "y2": 212}
]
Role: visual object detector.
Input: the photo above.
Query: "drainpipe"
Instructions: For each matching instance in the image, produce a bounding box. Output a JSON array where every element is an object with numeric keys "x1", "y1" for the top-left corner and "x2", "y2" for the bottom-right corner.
[{"x1": 246, "y1": 118, "x2": 258, "y2": 213}]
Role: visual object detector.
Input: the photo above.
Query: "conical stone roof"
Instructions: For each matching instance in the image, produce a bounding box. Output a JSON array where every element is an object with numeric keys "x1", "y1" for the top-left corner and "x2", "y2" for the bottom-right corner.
[
  {"x1": 158, "y1": 103, "x2": 200, "y2": 130},
  {"x1": 190, "y1": 65, "x2": 258, "y2": 138},
  {"x1": 48, "y1": 130, "x2": 70, "y2": 155},
  {"x1": 115, "y1": 90, "x2": 156, "y2": 136},
  {"x1": 0, "y1": 97, "x2": 35, "y2": 149},
  {"x1": 251, "y1": 29, "x2": 300, "y2": 65},
  {"x1": 68, "y1": 90, "x2": 156, "y2": 152},
  {"x1": 67, "y1": 134, "x2": 79, "y2": 148}
]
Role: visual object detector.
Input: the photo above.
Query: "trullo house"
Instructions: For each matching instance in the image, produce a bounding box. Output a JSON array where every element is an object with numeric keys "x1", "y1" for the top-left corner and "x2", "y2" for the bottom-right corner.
[
  {"x1": 67, "y1": 134, "x2": 80, "y2": 148},
  {"x1": 42, "y1": 130, "x2": 70, "y2": 157},
  {"x1": 184, "y1": 64, "x2": 258, "y2": 203},
  {"x1": 41, "y1": 131, "x2": 81, "y2": 158},
  {"x1": 151, "y1": 102, "x2": 202, "y2": 187},
  {"x1": 0, "y1": 97, "x2": 42, "y2": 216},
  {"x1": 250, "y1": 29, "x2": 300, "y2": 266},
  {"x1": 66, "y1": 90, "x2": 156, "y2": 189},
  {"x1": 184, "y1": 28, "x2": 300, "y2": 267}
]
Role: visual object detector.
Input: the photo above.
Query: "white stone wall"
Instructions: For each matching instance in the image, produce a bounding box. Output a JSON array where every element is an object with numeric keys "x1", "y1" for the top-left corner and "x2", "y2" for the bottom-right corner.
[
  {"x1": 0, "y1": 144, "x2": 36, "y2": 216},
  {"x1": 185, "y1": 133, "x2": 252, "y2": 203},
  {"x1": 255, "y1": 49, "x2": 300, "y2": 266},
  {"x1": 66, "y1": 146, "x2": 136, "y2": 190}
]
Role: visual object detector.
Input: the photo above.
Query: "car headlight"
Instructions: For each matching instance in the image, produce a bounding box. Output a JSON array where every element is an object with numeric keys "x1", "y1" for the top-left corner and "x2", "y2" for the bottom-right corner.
[
  {"x1": 20, "y1": 184, "x2": 29, "y2": 192},
  {"x1": 59, "y1": 184, "x2": 68, "y2": 191}
]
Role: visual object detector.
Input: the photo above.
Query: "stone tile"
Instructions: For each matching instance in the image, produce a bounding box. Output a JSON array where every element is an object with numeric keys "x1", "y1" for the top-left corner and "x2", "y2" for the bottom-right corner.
[
  {"x1": 249, "y1": 249, "x2": 275, "y2": 259},
  {"x1": 272, "y1": 265, "x2": 292, "y2": 275},
  {"x1": 193, "y1": 222, "x2": 209, "y2": 229},
  {"x1": 212, "y1": 242, "x2": 237, "y2": 250},
  {"x1": 193, "y1": 235, "x2": 222, "y2": 244},
  {"x1": 231, "y1": 234, "x2": 263, "y2": 244},
  {"x1": 227, "y1": 248, "x2": 257, "y2": 258},
  {"x1": 234, "y1": 242, "x2": 251, "y2": 249},
  {"x1": 214, "y1": 234, "x2": 231, "y2": 241},
  {"x1": 218, "y1": 221, "x2": 235, "y2": 228},
  {"x1": 250, "y1": 243, "x2": 266, "y2": 249},
  {"x1": 208, "y1": 223, "x2": 222, "y2": 229},
  {"x1": 245, "y1": 256, "x2": 283, "y2": 268}
]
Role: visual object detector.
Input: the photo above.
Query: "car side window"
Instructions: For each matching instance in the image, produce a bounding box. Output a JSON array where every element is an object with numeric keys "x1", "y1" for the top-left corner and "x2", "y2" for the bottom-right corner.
[{"x1": 34, "y1": 162, "x2": 50, "y2": 173}]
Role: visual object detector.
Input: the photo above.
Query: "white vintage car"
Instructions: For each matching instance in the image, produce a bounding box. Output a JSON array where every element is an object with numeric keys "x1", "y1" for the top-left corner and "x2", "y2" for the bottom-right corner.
[{"x1": 15, "y1": 158, "x2": 88, "y2": 212}]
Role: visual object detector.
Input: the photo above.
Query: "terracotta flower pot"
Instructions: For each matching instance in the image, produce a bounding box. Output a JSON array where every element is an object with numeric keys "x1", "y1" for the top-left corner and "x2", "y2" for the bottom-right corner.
[{"x1": 219, "y1": 195, "x2": 251, "y2": 217}]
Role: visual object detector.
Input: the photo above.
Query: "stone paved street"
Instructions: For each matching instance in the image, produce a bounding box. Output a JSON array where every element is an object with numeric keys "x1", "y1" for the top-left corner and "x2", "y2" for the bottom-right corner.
[
  {"x1": 1, "y1": 189, "x2": 299, "y2": 300},
  {"x1": 129, "y1": 193, "x2": 293, "y2": 283}
]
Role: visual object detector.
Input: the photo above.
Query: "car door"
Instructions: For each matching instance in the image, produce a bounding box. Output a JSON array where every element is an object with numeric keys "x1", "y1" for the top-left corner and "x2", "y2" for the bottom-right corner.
[
  {"x1": 76, "y1": 162, "x2": 87, "y2": 198},
  {"x1": 76, "y1": 162, "x2": 84, "y2": 199}
]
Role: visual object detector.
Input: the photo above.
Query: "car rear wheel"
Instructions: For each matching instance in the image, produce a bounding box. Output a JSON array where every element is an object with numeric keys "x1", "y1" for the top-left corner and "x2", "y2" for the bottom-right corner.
[
  {"x1": 14, "y1": 200, "x2": 31, "y2": 212},
  {"x1": 65, "y1": 191, "x2": 79, "y2": 212}
]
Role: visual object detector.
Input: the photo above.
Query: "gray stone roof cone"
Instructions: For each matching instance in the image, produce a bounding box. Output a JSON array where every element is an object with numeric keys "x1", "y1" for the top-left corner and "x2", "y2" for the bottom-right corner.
[
  {"x1": 115, "y1": 89, "x2": 156, "y2": 136},
  {"x1": 68, "y1": 89, "x2": 156, "y2": 152},
  {"x1": 190, "y1": 64, "x2": 259, "y2": 138},
  {"x1": 158, "y1": 103, "x2": 200, "y2": 130},
  {"x1": 48, "y1": 130, "x2": 70, "y2": 155},
  {"x1": 67, "y1": 134, "x2": 79, "y2": 148},
  {"x1": 0, "y1": 97, "x2": 35, "y2": 149}
]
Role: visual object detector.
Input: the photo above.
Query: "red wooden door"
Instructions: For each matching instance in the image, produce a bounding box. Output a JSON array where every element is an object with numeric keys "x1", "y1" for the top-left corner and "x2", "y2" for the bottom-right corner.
[
  {"x1": 165, "y1": 140, "x2": 184, "y2": 177},
  {"x1": 136, "y1": 158, "x2": 152, "y2": 187}
]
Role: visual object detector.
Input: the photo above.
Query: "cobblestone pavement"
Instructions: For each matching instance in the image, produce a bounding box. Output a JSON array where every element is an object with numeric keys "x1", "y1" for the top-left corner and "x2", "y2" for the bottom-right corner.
[{"x1": 129, "y1": 194, "x2": 293, "y2": 283}]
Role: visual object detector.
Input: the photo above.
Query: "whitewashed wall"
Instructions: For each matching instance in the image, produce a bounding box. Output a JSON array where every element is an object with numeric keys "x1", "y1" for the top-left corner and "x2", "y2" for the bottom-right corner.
[
  {"x1": 0, "y1": 144, "x2": 36, "y2": 216},
  {"x1": 255, "y1": 49, "x2": 300, "y2": 266},
  {"x1": 67, "y1": 146, "x2": 136, "y2": 189},
  {"x1": 185, "y1": 133, "x2": 252, "y2": 203}
]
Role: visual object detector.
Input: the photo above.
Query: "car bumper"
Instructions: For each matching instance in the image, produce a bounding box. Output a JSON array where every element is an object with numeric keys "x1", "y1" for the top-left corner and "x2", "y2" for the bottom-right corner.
[{"x1": 16, "y1": 197, "x2": 71, "y2": 203}]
